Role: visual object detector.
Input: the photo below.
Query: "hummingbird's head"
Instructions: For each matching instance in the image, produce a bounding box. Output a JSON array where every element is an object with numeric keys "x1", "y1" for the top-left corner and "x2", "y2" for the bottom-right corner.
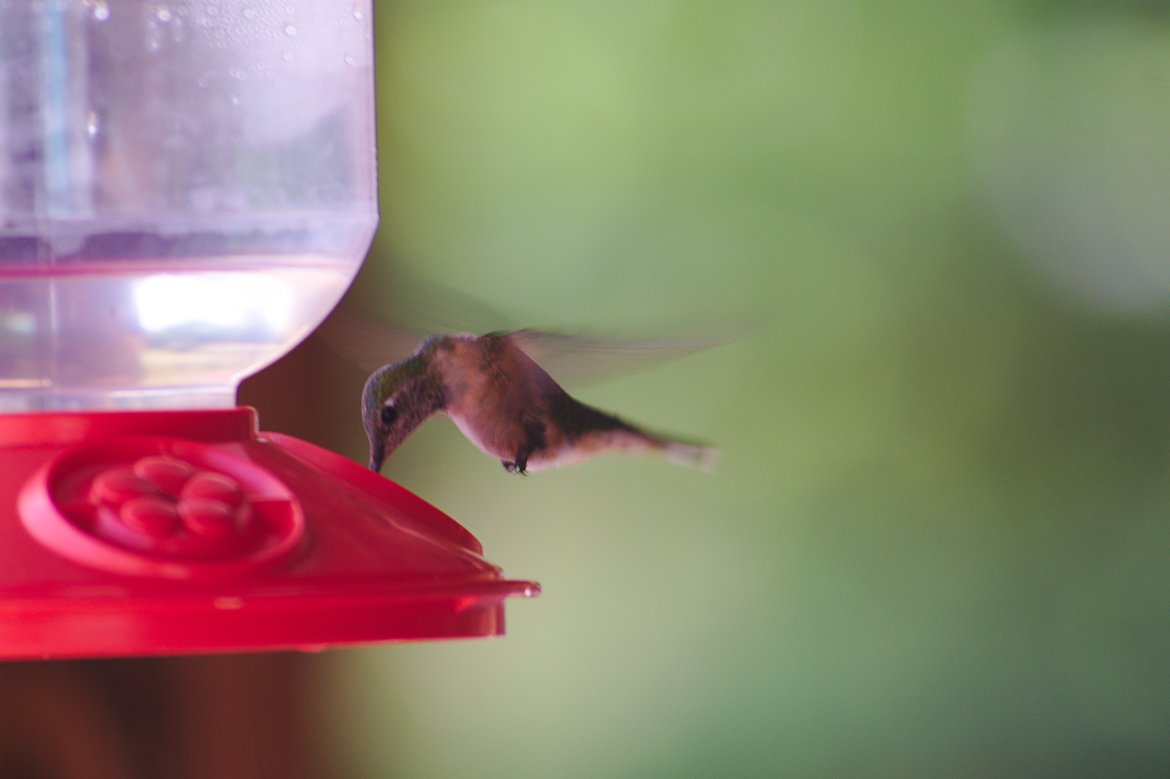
[{"x1": 361, "y1": 344, "x2": 448, "y2": 472}]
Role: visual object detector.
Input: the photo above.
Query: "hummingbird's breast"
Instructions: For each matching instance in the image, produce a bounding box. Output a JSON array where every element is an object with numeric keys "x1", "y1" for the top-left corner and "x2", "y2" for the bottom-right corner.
[{"x1": 434, "y1": 336, "x2": 533, "y2": 461}]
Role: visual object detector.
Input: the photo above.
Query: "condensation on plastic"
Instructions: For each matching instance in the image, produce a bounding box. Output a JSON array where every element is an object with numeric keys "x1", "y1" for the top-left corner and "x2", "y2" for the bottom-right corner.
[{"x1": 0, "y1": 0, "x2": 378, "y2": 411}]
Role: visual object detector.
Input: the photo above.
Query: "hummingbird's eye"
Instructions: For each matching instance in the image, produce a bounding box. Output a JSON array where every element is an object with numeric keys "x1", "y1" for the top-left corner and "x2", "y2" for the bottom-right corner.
[{"x1": 380, "y1": 404, "x2": 398, "y2": 427}]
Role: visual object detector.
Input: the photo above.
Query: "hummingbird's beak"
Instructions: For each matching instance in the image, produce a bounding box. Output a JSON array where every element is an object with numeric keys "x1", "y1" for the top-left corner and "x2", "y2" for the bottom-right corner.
[{"x1": 368, "y1": 439, "x2": 385, "y2": 472}]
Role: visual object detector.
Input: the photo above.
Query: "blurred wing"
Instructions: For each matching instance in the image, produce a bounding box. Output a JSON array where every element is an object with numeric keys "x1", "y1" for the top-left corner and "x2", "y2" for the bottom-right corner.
[
  {"x1": 506, "y1": 329, "x2": 739, "y2": 387},
  {"x1": 315, "y1": 263, "x2": 754, "y2": 381},
  {"x1": 312, "y1": 307, "x2": 428, "y2": 372},
  {"x1": 314, "y1": 271, "x2": 512, "y2": 372}
]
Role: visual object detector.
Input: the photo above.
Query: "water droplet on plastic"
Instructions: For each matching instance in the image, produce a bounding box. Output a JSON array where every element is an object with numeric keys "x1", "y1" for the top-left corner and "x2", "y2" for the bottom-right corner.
[
  {"x1": 281, "y1": 50, "x2": 294, "y2": 62},
  {"x1": 85, "y1": 110, "x2": 99, "y2": 139},
  {"x1": 91, "y1": 0, "x2": 110, "y2": 21},
  {"x1": 154, "y1": 5, "x2": 172, "y2": 22},
  {"x1": 284, "y1": 24, "x2": 297, "y2": 37},
  {"x1": 344, "y1": 55, "x2": 356, "y2": 66}
]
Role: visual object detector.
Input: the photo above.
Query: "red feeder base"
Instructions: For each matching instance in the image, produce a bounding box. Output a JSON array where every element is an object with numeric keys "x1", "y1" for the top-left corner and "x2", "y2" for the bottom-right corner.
[{"x1": 0, "y1": 408, "x2": 538, "y2": 660}]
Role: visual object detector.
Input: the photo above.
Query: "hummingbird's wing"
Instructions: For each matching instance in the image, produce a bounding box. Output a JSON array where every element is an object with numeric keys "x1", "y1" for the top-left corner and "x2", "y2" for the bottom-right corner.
[
  {"x1": 315, "y1": 272, "x2": 510, "y2": 372},
  {"x1": 313, "y1": 307, "x2": 426, "y2": 371},
  {"x1": 504, "y1": 329, "x2": 740, "y2": 388},
  {"x1": 319, "y1": 319, "x2": 739, "y2": 386},
  {"x1": 315, "y1": 264, "x2": 750, "y2": 382}
]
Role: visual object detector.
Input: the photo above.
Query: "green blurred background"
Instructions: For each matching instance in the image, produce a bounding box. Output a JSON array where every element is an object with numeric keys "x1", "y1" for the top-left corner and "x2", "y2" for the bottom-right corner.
[{"x1": 251, "y1": 1, "x2": 1170, "y2": 776}]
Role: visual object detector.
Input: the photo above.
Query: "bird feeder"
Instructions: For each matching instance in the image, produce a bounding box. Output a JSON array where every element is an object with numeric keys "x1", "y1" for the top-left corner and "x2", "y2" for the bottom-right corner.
[{"x1": 0, "y1": 0, "x2": 537, "y2": 660}]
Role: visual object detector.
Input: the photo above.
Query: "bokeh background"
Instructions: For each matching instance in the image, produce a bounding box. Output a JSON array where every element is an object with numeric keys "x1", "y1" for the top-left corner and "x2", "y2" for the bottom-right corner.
[{"x1": 248, "y1": 1, "x2": 1170, "y2": 776}]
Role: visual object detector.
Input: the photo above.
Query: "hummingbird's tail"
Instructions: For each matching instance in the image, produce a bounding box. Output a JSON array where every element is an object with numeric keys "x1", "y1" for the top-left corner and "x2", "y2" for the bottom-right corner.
[
  {"x1": 657, "y1": 439, "x2": 721, "y2": 473},
  {"x1": 554, "y1": 423, "x2": 720, "y2": 473},
  {"x1": 602, "y1": 418, "x2": 720, "y2": 473}
]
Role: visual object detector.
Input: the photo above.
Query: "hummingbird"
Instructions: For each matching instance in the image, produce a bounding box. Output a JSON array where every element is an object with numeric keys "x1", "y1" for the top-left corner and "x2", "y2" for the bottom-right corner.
[{"x1": 360, "y1": 331, "x2": 719, "y2": 475}]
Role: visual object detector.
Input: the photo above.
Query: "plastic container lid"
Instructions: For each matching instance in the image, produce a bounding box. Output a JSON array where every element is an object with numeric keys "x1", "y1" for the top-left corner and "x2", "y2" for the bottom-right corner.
[{"x1": 1, "y1": 407, "x2": 539, "y2": 659}]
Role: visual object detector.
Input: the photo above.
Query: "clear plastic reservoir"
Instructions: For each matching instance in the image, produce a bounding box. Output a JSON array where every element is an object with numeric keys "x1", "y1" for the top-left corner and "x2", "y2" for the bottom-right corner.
[{"x1": 0, "y1": 1, "x2": 377, "y2": 411}]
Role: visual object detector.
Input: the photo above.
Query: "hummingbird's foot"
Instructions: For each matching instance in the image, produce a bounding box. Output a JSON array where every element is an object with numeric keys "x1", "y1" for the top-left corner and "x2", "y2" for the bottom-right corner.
[
  {"x1": 501, "y1": 460, "x2": 528, "y2": 476},
  {"x1": 503, "y1": 443, "x2": 534, "y2": 475},
  {"x1": 505, "y1": 421, "x2": 544, "y2": 476}
]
